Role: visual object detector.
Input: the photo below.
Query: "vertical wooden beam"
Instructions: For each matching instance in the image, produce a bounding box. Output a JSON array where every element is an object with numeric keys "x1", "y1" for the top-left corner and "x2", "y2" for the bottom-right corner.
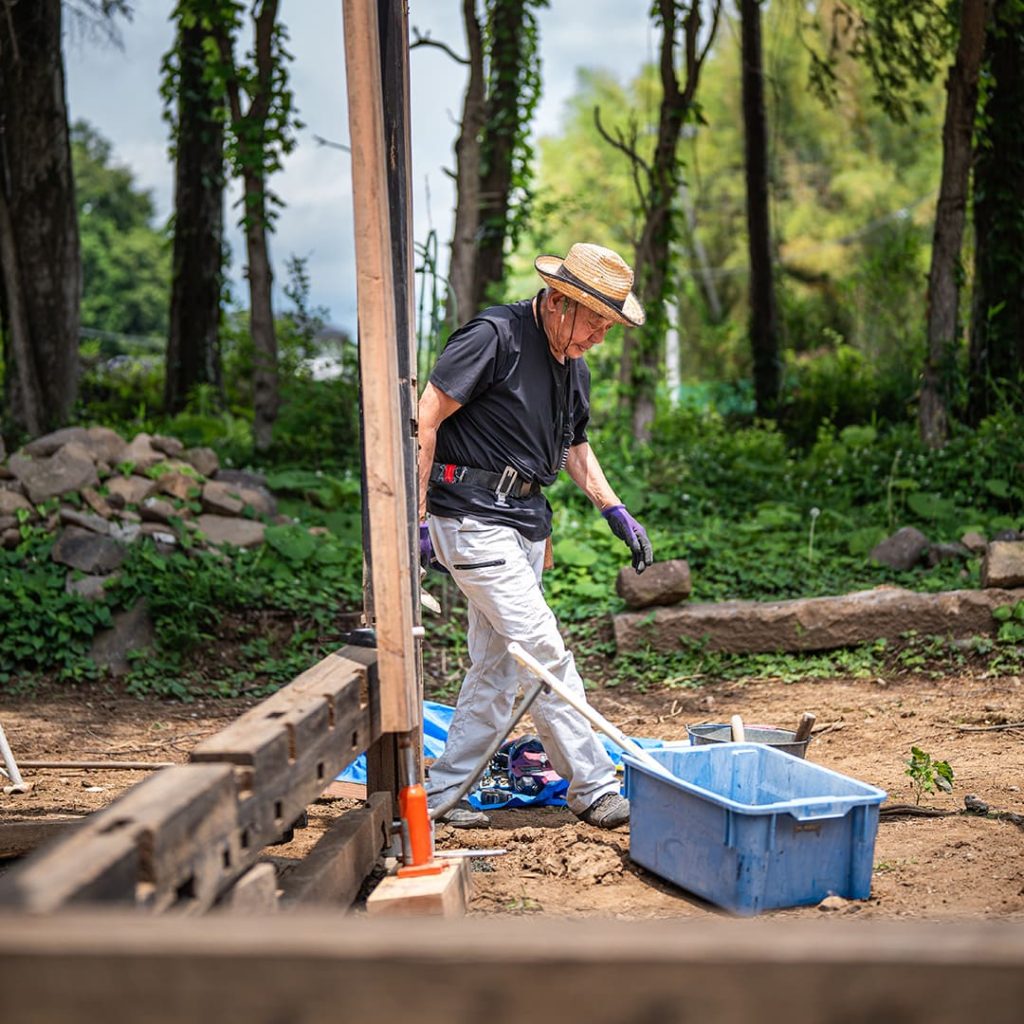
[{"x1": 342, "y1": 0, "x2": 418, "y2": 733}]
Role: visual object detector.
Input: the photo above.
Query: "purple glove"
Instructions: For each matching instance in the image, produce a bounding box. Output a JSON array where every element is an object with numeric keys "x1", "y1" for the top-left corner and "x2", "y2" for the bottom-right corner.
[
  {"x1": 419, "y1": 522, "x2": 449, "y2": 574},
  {"x1": 601, "y1": 505, "x2": 654, "y2": 574}
]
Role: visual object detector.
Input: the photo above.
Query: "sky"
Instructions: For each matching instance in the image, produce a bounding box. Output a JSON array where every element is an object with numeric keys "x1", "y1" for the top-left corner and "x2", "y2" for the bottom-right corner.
[{"x1": 63, "y1": 1, "x2": 653, "y2": 337}]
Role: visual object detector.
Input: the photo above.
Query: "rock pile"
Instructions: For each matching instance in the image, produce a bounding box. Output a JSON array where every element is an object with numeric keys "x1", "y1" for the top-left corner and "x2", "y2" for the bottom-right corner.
[{"x1": 0, "y1": 426, "x2": 282, "y2": 673}]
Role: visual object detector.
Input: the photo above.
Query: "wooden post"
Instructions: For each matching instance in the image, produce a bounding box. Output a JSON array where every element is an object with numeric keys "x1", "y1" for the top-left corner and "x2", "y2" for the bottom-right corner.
[{"x1": 342, "y1": 0, "x2": 418, "y2": 734}]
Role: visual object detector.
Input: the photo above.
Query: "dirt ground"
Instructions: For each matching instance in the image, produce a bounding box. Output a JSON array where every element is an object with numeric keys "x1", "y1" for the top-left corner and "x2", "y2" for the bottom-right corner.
[{"x1": 2, "y1": 670, "x2": 1023, "y2": 919}]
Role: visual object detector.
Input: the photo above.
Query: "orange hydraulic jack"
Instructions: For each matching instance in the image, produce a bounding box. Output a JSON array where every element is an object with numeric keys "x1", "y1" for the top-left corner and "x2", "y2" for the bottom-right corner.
[{"x1": 396, "y1": 781, "x2": 445, "y2": 878}]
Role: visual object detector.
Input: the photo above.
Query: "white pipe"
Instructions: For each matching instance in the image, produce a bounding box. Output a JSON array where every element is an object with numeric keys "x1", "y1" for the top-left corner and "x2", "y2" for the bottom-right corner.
[{"x1": 506, "y1": 642, "x2": 675, "y2": 780}]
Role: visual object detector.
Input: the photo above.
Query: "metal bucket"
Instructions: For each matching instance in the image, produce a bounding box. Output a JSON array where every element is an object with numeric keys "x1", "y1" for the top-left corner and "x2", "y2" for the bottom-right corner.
[{"x1": 686, "y1": 723, "x2": 811, "y2": 759}]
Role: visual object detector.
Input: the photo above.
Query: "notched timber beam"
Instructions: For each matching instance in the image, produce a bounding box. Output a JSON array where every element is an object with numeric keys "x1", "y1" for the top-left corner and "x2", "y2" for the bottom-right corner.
[
  {"x1": 277, "y1": 791, "x2": 391, "y2": 908},
  {"x1": 190, "y1": 648, "x2": 380, "y2": 855},
  {"x1": 0, "y1": 765, "x2": 241, "y2": 914}
]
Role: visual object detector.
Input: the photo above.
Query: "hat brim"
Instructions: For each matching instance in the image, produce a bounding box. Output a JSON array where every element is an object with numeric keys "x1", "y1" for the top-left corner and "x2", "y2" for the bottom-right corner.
[{"x1": 535, "y1": 255, "x2": 645, "y2": 328}]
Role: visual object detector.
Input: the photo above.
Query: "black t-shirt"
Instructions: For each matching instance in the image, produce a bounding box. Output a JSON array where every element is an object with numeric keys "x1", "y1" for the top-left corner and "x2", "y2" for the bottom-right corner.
[{"x1": 427, "y1": 294, "x2": 590, "y2": 541}]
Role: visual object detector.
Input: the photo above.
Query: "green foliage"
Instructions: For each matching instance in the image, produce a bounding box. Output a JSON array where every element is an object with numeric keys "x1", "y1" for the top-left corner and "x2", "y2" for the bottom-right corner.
[
  {"x1": 72, "y1": 121, "x2": 170, "y2": 338},
  {"x1": 993, "y1": 601, "x2": 1024, "y2": 643},
  {"x1": 905, "y1": 746, "x2": 954, "y2": 805}
]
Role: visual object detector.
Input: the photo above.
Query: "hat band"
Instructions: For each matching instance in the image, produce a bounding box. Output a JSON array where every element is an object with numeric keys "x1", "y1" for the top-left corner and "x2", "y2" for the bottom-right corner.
[{"x1": 551, "y1": 264, "x2": 627, "y2": 314}]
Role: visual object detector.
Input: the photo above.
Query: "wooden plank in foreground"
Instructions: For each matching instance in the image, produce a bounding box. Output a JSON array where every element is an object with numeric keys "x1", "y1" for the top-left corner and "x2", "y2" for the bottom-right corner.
[
  {"x1": 277, "y1": 792, "x2": 390, "y2": 908},
  {"x1": 1, "y1": 915, "x2": 1024, "y2": 1024}
]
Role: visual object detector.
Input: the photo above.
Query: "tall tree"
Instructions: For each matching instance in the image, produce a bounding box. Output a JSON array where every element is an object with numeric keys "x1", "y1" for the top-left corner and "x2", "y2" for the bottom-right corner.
[
  {"x1": 0, "y1": 0, "x2": 80, "y2": 436},
  {"x1": 161, "y1": 1, "x2": 227, "y2": 414},
  {"x1": 918, "y1": 0, "x2": 990, "y2": 448},
  {"x1": 595, "y1": 0, "x2": 723, "y2": 440},
  {"x1": 740, "y1": 0, "x2": 781, "y2": 418},
  {"x1": 213, "y1": 0, "x2": 300, "y2": 452},
  {"x1": 967, "y1": 0, "x2": 1024, "y2": 423},
  {"x1": 472, "y1": 0, "x2": 545, "y2": 310},
  {"x1": 413, "y1": 1, "x2": 544, "y2": 327}
]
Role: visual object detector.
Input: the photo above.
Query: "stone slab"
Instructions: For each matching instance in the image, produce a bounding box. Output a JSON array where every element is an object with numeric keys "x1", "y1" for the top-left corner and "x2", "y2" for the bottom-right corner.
[
  {"x1": 982, "y1": 542, "x2": 1024, "y2": 589},
  {"x1": 613, "y1": 586, "x2": 1024, "y2": 655}
]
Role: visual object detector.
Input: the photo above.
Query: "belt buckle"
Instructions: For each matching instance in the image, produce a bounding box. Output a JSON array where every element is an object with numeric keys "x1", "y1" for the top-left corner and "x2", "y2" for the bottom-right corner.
[{"x1": 494, "y1": 465, "x2": 517, "y2": 506}]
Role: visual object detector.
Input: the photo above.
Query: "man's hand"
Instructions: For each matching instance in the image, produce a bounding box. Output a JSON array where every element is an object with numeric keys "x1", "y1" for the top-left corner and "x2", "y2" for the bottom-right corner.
[
  {"x1": 419, "y1": 522, "x2": 449, "y2": 574},
  {"x1": 601, "y1": 505, "x2": 654, "y2": 573}
]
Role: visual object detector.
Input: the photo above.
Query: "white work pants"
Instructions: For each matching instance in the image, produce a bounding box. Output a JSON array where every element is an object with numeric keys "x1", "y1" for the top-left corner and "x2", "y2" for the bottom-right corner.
[{"x1": 426, "y1": 514, "x2": 620, "y2": 815}]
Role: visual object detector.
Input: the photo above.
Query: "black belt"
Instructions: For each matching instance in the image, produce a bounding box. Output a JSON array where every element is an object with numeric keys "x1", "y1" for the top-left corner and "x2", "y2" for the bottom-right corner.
[{"x1": 431, "y1": 462, "x2": 541, "y2": 502}]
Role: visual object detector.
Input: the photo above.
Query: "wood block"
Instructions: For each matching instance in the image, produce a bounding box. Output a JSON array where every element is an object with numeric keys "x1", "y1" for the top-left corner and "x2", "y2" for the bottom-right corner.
[
  {"x1": 0, "y1": 819, "x2": 83, "y2": 859},
  {"x1": 365, "y1": 858, "x2": 470, "y2": 918},
  {"x1": 213, "y1": 862, "x2": 278, "y2": 915},
  {"x1": 322, "y1": 780, "x2": 368, "y2": 801},
  {"x1": 278, "y1": 792, "x2": 390, "y2": 908}
]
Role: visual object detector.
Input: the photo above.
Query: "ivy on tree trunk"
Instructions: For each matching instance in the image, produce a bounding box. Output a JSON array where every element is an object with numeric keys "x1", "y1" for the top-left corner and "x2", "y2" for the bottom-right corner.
[{"x1": 0, "y1": 0, "x2": 80, "y2": 437}]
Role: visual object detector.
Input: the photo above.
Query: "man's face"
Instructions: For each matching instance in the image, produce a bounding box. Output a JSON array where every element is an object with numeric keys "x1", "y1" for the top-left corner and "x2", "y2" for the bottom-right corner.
[{"x1": 550, "y1": 296, "x2": 616, "y2": 359}]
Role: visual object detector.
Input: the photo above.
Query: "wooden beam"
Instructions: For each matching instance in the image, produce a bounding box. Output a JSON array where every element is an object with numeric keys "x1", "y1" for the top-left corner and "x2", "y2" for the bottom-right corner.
[
  {"x1": 190, "y1": 648, "x2": 378, "y2": 855},
  {"x1": 2, "y1": 915, "x2": 1024, "y2": 1023},
  {"x1": 212, "y1": 863, "x2": 278, "y2": 915},
  {"x1": 277, "y1": 792, "x2": 391, "y2": 908},
  {"x1": 0, "y1": 819, "x2": 83, "y2": 859},
  {"x1": 365, "y1": 858, "x2": 470, "y2": 918},
  {"x1": 342, "y1": 0, "x2": 418, "y2": 733},
  {"x1": 0, "y1": 765, "x2": 240, "y2": 913}
]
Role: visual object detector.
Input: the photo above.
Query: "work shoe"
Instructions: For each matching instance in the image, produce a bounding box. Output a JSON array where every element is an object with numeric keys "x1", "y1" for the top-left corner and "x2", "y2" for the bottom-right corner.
[
  {"x1": 437, "y1": 802, "x2": 491, "y2": 829},
  {"x1": 577, "y1": 793, "x2": 629, "y2": 829}
]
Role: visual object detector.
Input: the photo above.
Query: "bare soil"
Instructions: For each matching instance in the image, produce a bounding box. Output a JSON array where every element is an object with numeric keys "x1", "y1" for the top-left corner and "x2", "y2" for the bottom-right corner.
[{"x1": 2, "y1": 670, "x2": 1023, "y2": 919}]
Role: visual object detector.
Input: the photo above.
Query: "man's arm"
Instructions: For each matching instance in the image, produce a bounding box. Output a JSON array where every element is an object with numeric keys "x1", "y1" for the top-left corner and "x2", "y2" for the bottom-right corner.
[
  {"x1": 418, "y1": 381, "x2": 463, "y2": 519},
  {"x1": 565, "y1": 442, "x2": 620, "y2": 510}
]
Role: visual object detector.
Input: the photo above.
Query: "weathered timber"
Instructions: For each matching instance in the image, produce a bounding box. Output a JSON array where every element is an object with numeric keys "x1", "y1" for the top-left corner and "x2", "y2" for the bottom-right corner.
[
  {"x1": 0, "y1": 819, "x2": 83, "y2": 859},
  {"x1": 277, "y1": 792, "x2": 391, "y2": 908},
  {"x1": 342, "y1": 0, "x2": 419, "y2": 733},
  {"x1": 212, "y1": 862, "x2": 278, "y2": 915},
  {"x1": 2, "y1": 915, "x2": 1024, "y2": 1024},
  {"x1": 614, "y1": 586, "x2": 1024, "y2": 654},
  {"x1": 189, "y1": 648, "x2": 378, "y2": 855},
  {"x1": 365, "y1": 858, "x2": 471, "y2": 918},
  {"x1": 0, "y1": 764, "x2": 239, "y2": 913}
]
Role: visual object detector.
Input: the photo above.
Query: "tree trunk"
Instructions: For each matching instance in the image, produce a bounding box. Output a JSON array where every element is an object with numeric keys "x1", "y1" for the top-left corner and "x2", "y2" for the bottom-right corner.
[
  {"x1": 967, "y1": 2, "x2": 1024, "y2": 425},
  {"x1": 0, "y1": 0, "x2": 80, "y2": 436},
  {"x1": 445, "y1": 0, "x2": 485, "y2": 330},
  {"x1": 244, "y1": 173, "x2": 278, "y2": 453},
  {"x1": 919, "y1": 0, "x2": 990, "y2": 448},
  {"x1": 164, "y1": 14, "x2": 225, "y2": 414},
  {"x1": 617, "y1": 0, "x2": 721, "y2": 441},
  {"x1": 741, "y1": 0, "x2": 781, "y2": 419},
  {"x1": 472, "y1": 0, "x2": 526, "y2": 311}
]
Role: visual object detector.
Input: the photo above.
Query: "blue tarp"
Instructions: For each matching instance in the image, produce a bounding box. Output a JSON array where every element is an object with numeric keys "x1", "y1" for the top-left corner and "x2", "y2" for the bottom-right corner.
[{"x1": 338, "y1": 700, "x2": 666, "y2": 809}]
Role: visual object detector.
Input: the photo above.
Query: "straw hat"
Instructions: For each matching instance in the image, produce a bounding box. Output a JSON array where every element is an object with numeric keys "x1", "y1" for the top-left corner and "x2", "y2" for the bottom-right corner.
[{"x1": 535, "y1": 242, "x2": 645, "y2": 327}]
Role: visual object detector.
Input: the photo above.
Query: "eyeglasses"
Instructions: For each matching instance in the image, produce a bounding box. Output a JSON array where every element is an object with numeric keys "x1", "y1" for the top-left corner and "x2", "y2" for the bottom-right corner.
[{"x1": 571, "y1": 303, "x2": 615, "y2": 333}]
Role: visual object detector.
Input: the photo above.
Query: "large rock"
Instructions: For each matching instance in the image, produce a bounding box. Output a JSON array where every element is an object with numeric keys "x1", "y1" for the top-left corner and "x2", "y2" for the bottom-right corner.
[
  {"x1": 613, "y1": 586, "x2": 1024, "y2": 655},
  {"x1": 90, "y1": 601, "x2": 154, "y2": 676},
  {"x1": 870, "y1": 526, "x2": 929, "y2": 571},
  {"x1": 121, "y1": 433, "x2": 164, "y2": 473},
  {"x1": 22, "y1": 426, "x2": 126, "y2": 465},
  {"x1": 65, "y1": 573, "x2": 116, "y2": 602},
  {"x1": 961, "y1": 530, "x2": 988, "y2": 554},
  {"x1": 8, "y1": 442, "x2": 99, "y2": 503},
  {"x1": 51, "y1": 526, "x2": 127, "y2": 574},
  {"x1": 194, "y1": 514, "x2": 265, "y2": 548},
  {"x1": 81, "y1": 486, "x2": 114, "y2": 519},
  {"x1": 150, "y1": 434, "x2": 185, "y2": 458},
  {"x1": 58, "y1": 506, "x2": 111, "y2": 535},
  {"x1": 925, "y1": 541, "x2": 970, "y2": 568},
  {"x1": 140, "y1": 496, "x2": 178, "y2": 524},
  {"x1": 185, "y1": 447, "x2": 219, "y2": 477},
  {"x1": 106, "y1": 474, "x2": 158, "y2": 507},
  {"x1": 982, "y1": 542, "x2": 1024, "y2": 588},
  {"x1": 202, "y1": 479, "x2": 275, "y2": 518},
  {"x1": 157, "y1": 472, "x2": 198, "y2": 502},
  {"x1": 0, "y1": 490, "x2": 33, "y2": 517},
  {"x1": 616, "y1": 559, "x2": 691, "y2": 609}
]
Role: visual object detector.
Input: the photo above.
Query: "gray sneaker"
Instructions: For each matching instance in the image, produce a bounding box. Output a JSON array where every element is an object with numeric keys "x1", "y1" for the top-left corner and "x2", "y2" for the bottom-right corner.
[
  {"x1": 577, "y1": 793, "x2": 629, "y2": 829},
  {"x1": 437, "y1": 802, "x2": 491, "y2": 829}
]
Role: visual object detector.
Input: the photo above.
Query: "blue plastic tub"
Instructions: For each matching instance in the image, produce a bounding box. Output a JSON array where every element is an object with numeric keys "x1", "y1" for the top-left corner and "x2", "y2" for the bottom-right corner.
[{"x1": 623, "y1": 743, "x2": 887, "y2": 916}]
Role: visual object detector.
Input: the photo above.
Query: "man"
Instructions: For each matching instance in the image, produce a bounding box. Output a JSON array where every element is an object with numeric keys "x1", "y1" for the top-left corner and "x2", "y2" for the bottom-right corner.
[{"x1": 418, "y1": 242, "x2": 654, "y2": 830}]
